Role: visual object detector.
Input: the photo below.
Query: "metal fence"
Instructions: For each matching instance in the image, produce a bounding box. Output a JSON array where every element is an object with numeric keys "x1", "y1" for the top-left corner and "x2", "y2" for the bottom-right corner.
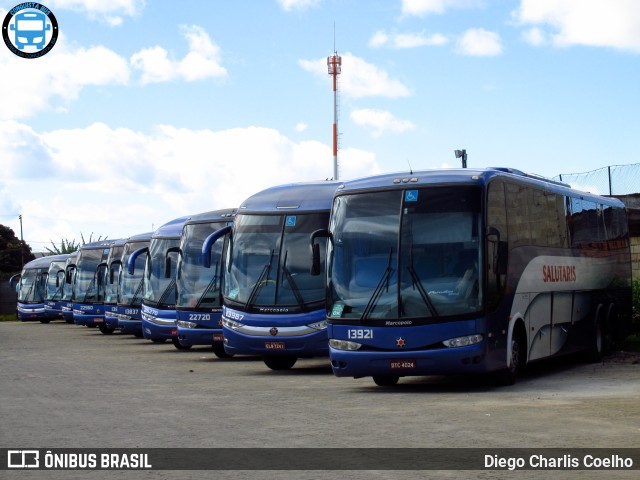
[{"x1": 553, "y1": 163, "x2": 640, "y2": 196}]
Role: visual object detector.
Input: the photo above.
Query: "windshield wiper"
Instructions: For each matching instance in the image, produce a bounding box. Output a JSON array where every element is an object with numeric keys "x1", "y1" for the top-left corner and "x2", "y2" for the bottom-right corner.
[
  {"x1": 129, "y1": 278, "x2": 144, "y2": 306},
  {"x1": 281, "y1": 251, "x2": 306, "y2": 312},
  {"x1": 246, "y1": 249, "x2": 275, "y2": 310},
  {"x1": 157, "y1": 278, "x2": 177, "y2": 307},
  {"x1": 195, "y1": 260, "x2": 220, "y2": 309},
  {"x1": 361, "y1": 248, "x2": 394, "y2": 321},
  {"x1": 406, "y1": 245, "x2": 438, "y2": 318},
  {"x1": 83, "y1": 272, "x2": 98, "y2": 302}
]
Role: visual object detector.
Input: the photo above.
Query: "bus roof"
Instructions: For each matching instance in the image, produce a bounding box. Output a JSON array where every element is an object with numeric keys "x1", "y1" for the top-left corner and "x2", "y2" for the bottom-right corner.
[
  {"x1": 183, "y1": 208, "x2": 237, "y2": 226},
  {"x1": 125, "y1": 231, "x2": 153, "y2": 243},
  {"x1": 336, "y1": 168, "x2": 624, "y2": 208},
  {"x1": 239, "y1": 181, "x2": 341, "y2": 214},
  {"x1": 152, "y1": 216, "x2": 190, "y2": 239},
  {"x1": 79, "y1": 240, "x2": 113, "y2": 251},
  {"x1": 22, "y1": 254, "x2": 69, "y2": 270}
]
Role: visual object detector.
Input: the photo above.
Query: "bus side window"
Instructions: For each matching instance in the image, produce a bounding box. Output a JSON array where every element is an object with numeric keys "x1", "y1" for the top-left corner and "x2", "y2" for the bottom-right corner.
[{"x1": 486, "y1": 181, "x2": 508, "y2": 311}]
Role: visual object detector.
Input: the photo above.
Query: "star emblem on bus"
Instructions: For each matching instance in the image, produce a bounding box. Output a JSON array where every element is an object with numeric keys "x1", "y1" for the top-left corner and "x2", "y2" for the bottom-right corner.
[{"x1": 396, "y1": 337, "x2": 406, "y2": 348}]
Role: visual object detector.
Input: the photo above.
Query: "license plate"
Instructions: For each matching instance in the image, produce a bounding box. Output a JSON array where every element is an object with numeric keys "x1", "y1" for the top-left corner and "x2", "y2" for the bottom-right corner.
[
  {"x1": 265, "y1": 341, "x2": 286, "y2": 350},
  {"x1": 213, "y1": 333, "x2": 224, "y2": 343},
  {"x1": 94, "y1": 318, "x2": 103, "y2": 323},
  {"x1": 390, "y1": 359, "x2": 416, "y2": 369}
]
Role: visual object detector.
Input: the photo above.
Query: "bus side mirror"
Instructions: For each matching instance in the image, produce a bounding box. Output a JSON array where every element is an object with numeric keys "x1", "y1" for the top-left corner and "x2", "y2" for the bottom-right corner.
[
  {"x1": 65, "y1": 264, "x2": 77, "y2": 284},
  {"x1": 310, "y1": 229, "x2": 329, "y2": 276},
  {"x1": 165, "y1": 247, "x2": 180, "y2": 279},
  {"x1": 127, "y1": 247, "x2": 149, "y2": 275},
  {"x1": 202, "y1": 225, "x2": 232, "y2": 268},
  {"x1": 487, "y1": 227, "x2": 508, "y2": 275}
]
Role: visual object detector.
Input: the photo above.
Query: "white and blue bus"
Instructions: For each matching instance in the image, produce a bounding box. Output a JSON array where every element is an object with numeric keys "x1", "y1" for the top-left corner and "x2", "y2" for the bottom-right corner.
[
  {"x1": 128, "y1": 216, "x2": 190, "y2": 347},
  {"x1": 100, "y1": 238, "x2": 127, "y2": 335},
  {"x1": 117, "y1": 232, "x2": 152, "y2": 336},
  {"x1": 11, "y1": 254, "x2": 69, "y2": 322},
  {"x1": 203, "y1": 181, "x2": 340, "y2": 370},
  {"x1": 321, "y1": 168, "x2": 632, "y2": 386},
  {"x1": 175, "y1": 209, "x2": 236, "y2": 355},
  {"x1": 44, "y1": 253, "x2": 71, "y2": 321},
  {"x1": 69, "y1": 241, "x2": 112, "y2": 328}
]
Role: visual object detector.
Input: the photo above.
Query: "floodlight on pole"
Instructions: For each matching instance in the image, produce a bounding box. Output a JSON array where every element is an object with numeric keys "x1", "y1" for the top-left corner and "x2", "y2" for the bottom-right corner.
[{"x1": 454, "y1": 149, "x2": 467, "y2": 168}]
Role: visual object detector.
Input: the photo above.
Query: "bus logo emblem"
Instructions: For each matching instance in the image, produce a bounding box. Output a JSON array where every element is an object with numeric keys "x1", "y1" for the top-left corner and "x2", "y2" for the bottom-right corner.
[
  {"x1": 396, "y1": 337, "x2": 406, "y2": 348},
  {"x1": 2, "y1": 3, "x2": 59, "y2": 58},
  {"x1": 270, "y1": 327, "x2": 278, "y2": 336}
]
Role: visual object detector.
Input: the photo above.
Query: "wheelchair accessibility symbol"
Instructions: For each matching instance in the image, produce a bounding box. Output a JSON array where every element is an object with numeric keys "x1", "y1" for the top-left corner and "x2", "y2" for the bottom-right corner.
[{"x1": 405, "y1": 190, "x2": 419, "y2": 202}]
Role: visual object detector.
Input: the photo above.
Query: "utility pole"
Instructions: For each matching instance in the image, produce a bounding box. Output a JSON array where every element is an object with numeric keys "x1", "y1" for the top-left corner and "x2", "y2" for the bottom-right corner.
[{"x1": 19, "y1": 214, "x2": 24, "y2": 267}]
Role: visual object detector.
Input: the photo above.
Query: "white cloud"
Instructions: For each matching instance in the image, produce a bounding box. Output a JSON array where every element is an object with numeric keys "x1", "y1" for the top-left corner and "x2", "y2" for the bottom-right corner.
[
  {"x1": 401, "y1": 0, "x2": 483, "y2": 16},
  {"x1": 50, "y1": 0, "x2": 146, "y2": 26},
  {"x1": 350, "y1": 109, "x2": 416, "y2": 137},
  {"x1": 456, "y1": 28, "x2": 503, "y2": 56},
  {"x1": 514, "y1": 0, "x2": 640, "y2": 52},
  {"x1": 130, "y1": 25, "x2": 227, "y2": 84},
  {"x1": 299, "y1": 52, "x2": 411, "y2": 99},
  {"x1": 0, "y1": 33, "x2": 129, "y2": 120},
  {"x1": 295, "y1": 122, "x2": 308, "y2": 132},
  {"x1": 2, "y1": 121, "x2": 381, "y2": 248},
  {"x1": 277, "y1": 0, "x2": 321, "y2": 11},
  {"x1": 369, "y1": 30, "x2": 448, "y2": 48}
]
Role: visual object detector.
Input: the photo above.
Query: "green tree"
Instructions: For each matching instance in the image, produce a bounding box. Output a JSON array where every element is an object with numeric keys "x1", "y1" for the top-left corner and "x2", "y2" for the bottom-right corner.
[{"x1": 0, "y1": 224, "x2": 35, "y2": 278}]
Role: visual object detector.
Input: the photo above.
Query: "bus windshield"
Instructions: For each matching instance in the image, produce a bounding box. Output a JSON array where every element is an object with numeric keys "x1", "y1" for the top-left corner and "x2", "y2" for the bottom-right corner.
[
  {"x1": 104, "y1": 245, "x2": 124, "y2": 304},
  {"x1": 119, "y1": 241, "x2": 148, "y2": 306},
  {"x1": 177, "y1": 222, "x2": 228, "y2": 309},
  {"x1": 45, "y1": 260, "x2": 67, "y2": 301},
  {"x1": 224, "y1": 213, "x2": 329, "y2": 311},
  {"x1": 143, "y1": 238, "x2": 179, "y2": 307},
  {"x1": 327, "y1": 186, "x2": 482, "y2": 322},
  {"x1": 18, "y1": 268, "x2": 47, "y2": 303},
  {"x1": 74, "y1": 248, "x2": 109, "y2": 303}
]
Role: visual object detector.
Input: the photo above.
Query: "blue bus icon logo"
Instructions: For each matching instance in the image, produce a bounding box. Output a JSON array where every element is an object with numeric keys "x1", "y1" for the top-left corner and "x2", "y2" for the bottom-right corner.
[
  {"x1": 11, "y1": 11, "x2": 50, "y2": 50},
  {"x1": 2, "y1": 4, "x2": 59, "y2": 58}
]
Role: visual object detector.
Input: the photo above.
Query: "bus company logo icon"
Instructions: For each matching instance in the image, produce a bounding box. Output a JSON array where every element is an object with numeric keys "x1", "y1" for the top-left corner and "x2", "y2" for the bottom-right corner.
[
  {"x1": 8, "y1": 450, "x2": 39, "y2": 468},
  {"x1": 396, "y1": 337, "x2": 406, "y2": 348},
  {"x1": 270, "y1": 327, "x2": 278, "y2": 336},
  {"x1": 2, "y1": 3, "x2": 59, "y2": 58}
]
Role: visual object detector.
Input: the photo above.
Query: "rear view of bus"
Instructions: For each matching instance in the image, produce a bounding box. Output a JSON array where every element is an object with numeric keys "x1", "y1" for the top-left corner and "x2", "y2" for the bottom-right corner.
[
  {"x1": 325, "y1": 168, "x2": 631, "y2": 386},
  {"x1": 117, "y1": 232, "x2": 152, "y2": 336},
  {"x1": 175, "y1": 209, "x2": 236, "y2": 355},
  {"x1": 204, "y1": 181, "x2": 339, "y2": 370}
]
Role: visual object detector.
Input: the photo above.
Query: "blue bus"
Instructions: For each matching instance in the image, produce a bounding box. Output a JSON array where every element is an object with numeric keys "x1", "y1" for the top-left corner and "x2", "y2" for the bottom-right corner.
[
  {"x1": 69, "y1": 241, "x2": 112, "y2": 328},
  {"x1": 129, "y1": 217, "x2": 189, "y2": 346},
  {"x1": 10, "y1": 11, "x2": 50, "y2": 50},
  {"x1": 116, "y1": 232, "x2": 152, "y2": 336},
  {"x1": 100, "y1": 238, "x2": 127, "y2": 334},
  {"x1": 175, "y1": 209, "x2": 236, "y2": 355},
  {"x1": 44, "y1": 253, "x2": 71, "y2": 321},
  {"x1": 11, "y1": 255, "x2": 69, "y2": 322},
  {"x1": 203, "y1": 181, "x2": 339, "y2": 370},
  {"x1": 61, "y1": 252, "x2": 77, "y2": 323},
  {"x1": 321, "y1": 168, "x2": 632, "y2": 386}
]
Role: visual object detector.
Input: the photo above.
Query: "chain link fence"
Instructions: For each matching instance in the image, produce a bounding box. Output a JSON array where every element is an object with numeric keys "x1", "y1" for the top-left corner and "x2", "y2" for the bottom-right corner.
[{"x1": 553, "y1": 163, "x2": 640, "y2": 196}]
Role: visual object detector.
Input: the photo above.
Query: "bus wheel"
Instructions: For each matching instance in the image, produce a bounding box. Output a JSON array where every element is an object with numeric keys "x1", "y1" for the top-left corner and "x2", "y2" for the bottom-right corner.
[
  {"x1": 152, "y1": 338, "x2": 168, "y2": 343},
  {"x1": 172, "y1": 337, "x2": 192, "y2": 350},
  {"x1": 98, "y1": 323, "x2": 115, "y2": 335},
  {"x1": 495, "y1": 327, "x2": 525, "y2": 386},
  {"x1": 373, "y1": 376, "x2": 399, "y2": 387},
  {"x1": 586, "y1": 308, "x2": 605, "y2": 363},
  {"x1": 212, "y1": 343, "x2": 233, "y2": 358},
  {"x1": 264, "y1": 356, "x2": 297, "y2": 370}
]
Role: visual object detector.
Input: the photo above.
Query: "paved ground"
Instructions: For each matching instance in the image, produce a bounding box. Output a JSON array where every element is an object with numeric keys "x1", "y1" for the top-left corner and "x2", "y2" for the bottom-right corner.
[{"x1": 1, "y1": 320, "x2": 639, "y2": 480}]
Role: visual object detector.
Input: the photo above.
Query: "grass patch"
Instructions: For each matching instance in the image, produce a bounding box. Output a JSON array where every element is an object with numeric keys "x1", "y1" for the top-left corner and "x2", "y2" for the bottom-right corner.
[
  {"x1": 0, "y1": 313, "x2": 17, "y2": 322},
  {"x1": 620, "y1": 335, "x2": 640, "y2": 353}
]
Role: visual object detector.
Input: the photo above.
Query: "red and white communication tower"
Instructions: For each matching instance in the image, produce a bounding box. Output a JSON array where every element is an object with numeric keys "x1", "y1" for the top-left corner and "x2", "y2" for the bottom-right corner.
[{"x1": 327, "y1": 52, "x2": 341, "y2": 180}]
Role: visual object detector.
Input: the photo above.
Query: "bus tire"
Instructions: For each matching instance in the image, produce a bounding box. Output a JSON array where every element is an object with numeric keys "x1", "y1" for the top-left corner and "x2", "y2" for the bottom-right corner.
[
  {"x1": 373, "y1": 375, "x2": 399, "y2": 387},
  {"x1": 212, "y1": 343, "x2": 233, "y2": 358},
  {"x1": 172, "y1": 337, "x2": 192, "y2": 350},
  {"x1": 586, "y1": 306, "x2": 606, "y2": 363},
  {"x1": 495, "y1": 324, "x2": 525, "y2": 386},
  {"x1": 98, "y1": 323, "x2": 115, "y2": 335},
  {"x1": 264, "y1": 356, "x2": 297, "y2": 370}
]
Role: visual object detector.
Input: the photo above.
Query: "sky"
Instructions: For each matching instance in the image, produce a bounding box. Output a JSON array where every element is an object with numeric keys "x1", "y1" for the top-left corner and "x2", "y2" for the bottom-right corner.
[{"x1": 1, "y1": 0, "x2": 640, "y2": 252}]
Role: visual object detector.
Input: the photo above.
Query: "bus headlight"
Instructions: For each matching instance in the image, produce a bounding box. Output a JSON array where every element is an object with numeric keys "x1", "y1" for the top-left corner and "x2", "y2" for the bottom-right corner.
[
  {"x1": 442, "y1": 334, "x2": 483, "y2": 348},
  {"x1": 177, "y1": 320, "x2": 197, "y2": 329},
  {"x1": 329, "y1": 339, "x2": 362, "y2": 351},
  {"x1": 307, "y1": 320, "x2": 327, "y2": 331},
  {"x1": 222, "y1": 317, "x2": 243, "y2": 330}
]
